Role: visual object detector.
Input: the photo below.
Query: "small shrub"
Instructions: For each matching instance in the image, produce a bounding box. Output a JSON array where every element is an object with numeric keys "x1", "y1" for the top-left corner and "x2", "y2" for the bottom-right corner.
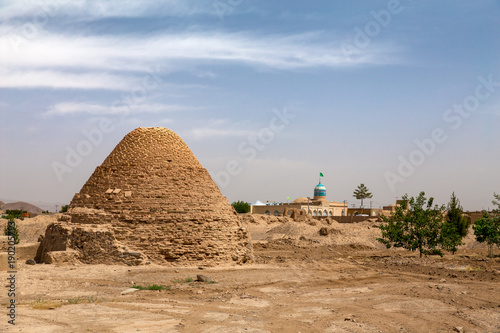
[
  {"x1": 173, "y1": 276, "x2": 193, "y2": 283},
  {"x1": 67, "y1": 297, "x2": 83, "y2": 304},
  {"x1": 4, "y1": 219, "x2": 20, "y2": 244},
  {"x1": 32, "y1": 299, "x2": 63, "y2": 310},
  {"x1": 131, "y1": 284, "x2": 170, "y2": 291},
  {"x1": 67, "y1": 296, "x2": 102, "y2": 304}
]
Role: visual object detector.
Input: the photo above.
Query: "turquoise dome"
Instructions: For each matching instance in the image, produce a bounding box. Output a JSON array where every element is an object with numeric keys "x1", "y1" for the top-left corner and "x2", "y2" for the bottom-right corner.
[{"x1": 314, "y1": 183, "x2": 326, "y2": 197}]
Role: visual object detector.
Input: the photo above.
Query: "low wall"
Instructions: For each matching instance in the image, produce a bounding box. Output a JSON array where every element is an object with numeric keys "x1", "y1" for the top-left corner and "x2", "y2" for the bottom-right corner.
[{"x1": 0, "y1": 242, "x2": 40, "y2": 271}]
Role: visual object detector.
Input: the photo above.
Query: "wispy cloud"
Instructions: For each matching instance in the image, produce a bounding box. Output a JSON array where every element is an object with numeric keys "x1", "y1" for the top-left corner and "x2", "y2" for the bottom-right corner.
[
  {"x1": 0, "y1": 69, "x2": 136, "y2": 91},
  {"x1": 0, "y1": 0, "x2": 215, "y2": 21},
  {"x1": 43, "y1": 101, "x2": 195, "y2": 116},
  {"x1": 1, "y1": 27, "x2": 400, "y2": 90},
  {"x1": 187, "y1": 119, "x2": 258, "y2": 140},
  {"x1": 189, "y1": 128, "x2": 256, "y2": 140}
]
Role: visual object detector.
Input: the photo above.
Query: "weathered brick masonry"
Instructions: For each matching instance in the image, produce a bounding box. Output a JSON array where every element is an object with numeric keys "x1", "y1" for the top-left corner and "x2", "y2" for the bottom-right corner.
[{"x1": 36, "y1": 127, "x2": 253, "y2": 265}]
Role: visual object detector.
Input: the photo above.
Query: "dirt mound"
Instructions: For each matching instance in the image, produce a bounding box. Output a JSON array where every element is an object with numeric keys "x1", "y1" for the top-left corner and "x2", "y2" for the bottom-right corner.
[
  {"x1": 242, "y1": 214, "x2": 490, "y2": 252},
  {"x1": 241, "y1": 214, "x2": 384, "y2": 248},
  {"x1": 0, "y1": 214, "x2": 56, "y2": 242}
]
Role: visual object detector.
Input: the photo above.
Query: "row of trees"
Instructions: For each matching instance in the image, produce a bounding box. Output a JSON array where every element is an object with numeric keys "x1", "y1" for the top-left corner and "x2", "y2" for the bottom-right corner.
[
  {"x1": 378, "y1": 192, "x2": 500, "y2": 257},
  {"x1": 1, "y1": 209, "x2": 28, "y2": 219}
]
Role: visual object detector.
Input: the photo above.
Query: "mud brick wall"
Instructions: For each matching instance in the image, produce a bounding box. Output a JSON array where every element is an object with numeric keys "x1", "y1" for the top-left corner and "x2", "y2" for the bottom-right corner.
[{"x1": 40, "y1": 127, "x2": 253, "y2": 265}]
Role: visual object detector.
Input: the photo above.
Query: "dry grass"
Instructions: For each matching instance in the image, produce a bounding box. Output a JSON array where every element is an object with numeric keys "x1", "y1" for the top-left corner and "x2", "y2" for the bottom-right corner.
[{"x1": 31, "y1": 299, "x2": 64, "y2": 310}]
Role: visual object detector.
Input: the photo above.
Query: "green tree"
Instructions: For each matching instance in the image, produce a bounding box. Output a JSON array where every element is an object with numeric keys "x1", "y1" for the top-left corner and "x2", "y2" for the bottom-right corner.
[
  {"x1": 377, "y1": 192, "x2": 445, "y2": 257},
  {"x1": 353, "y1": 184, "x2": 373, "y2": 208},
  {"x1": 492, "y1": 192, "x2": 500, "y2": 214},
  {"x1": 439, "y1": 192, "x2": 470, "y2": 254},
  {"x1": 473, "y1": 213, "x2": 500, "y2": 257},
  {"x1": 5, "y1": 210, "x2": 27, "y2": 219},
  {"x1": 60, "y1": 205, "x2": 69, "y2": 213},
  {"x1": 231, "y1": 201, "x2": 250, "y2": 214},
  {"x1": 4, "y1": 218, "x2": 20, "y2": 245},
  {"x1": 473, "y1": 193, "x2": 500, "y2": 257}
]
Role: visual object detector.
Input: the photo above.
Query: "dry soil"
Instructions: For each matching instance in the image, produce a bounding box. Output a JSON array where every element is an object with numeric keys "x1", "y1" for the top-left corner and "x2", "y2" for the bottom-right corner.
[{"x1": 1, "y1": 215, "x2": 499, "y2": 333}]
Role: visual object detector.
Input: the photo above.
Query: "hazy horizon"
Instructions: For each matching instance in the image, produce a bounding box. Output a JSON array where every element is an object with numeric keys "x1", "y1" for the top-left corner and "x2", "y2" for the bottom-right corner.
[{"x1": 1, "y1": 1, "x2": 499, "y2": 211}]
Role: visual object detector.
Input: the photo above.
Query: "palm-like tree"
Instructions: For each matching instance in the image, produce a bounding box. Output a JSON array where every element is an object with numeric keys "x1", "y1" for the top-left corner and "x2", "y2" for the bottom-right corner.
[{"x1": 353, "y1": 184, "x2": 373, "y2": 208}]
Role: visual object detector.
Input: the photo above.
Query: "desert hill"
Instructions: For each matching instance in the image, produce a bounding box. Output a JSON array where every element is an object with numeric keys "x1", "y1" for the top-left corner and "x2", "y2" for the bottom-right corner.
[{"x1": 2, "y1": 201, "x2": 43, "y2": 214}]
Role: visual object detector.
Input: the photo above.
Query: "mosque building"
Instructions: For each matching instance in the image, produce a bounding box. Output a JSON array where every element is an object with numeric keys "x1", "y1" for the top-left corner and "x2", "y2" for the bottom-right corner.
[{"x1": 250, "y1": 179, "x2": 348, "y2": 217}]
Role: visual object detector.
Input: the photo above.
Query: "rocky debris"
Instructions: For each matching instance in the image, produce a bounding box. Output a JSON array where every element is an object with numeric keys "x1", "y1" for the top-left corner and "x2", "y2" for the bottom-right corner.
[
  {"x1": 196, "y1": 274, "x2": 213, "y2": 283},
  {"x1": 25, "y1": 259, "x2": 36, "y2": 265},
  {"x1": 344, "y1": 315, "x2": 356, "y2": 322},
  {"x1": 35, "y1": 224, "x2": 148, "y2": 265},
  {"x1": 319, "y1": 227, "x2": 329, "y2": 236},
  {"x1": 37, "y1": 127, "x2": 253, "y2": 266},
  {"x1": 453, "y1": 327, "x2": 464, "y2": 333}
]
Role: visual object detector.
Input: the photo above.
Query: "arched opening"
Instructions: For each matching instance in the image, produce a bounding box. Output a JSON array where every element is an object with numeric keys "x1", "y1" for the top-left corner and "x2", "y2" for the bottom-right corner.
[
  {"x1": 265, "y1": 210, "x2": 270, "y2": 215},
  {"x1": 318, "y1": 210, "x2": 322, "y2": 216},
  {"x1": 274, "y1": 210, "x2": 280, "y2": 216},
  {"x1": 329, "y1": 210, "x2": 333, "y2": 216},
  {"x1": 341, "y1": 210, "x2": 345, "y2": 216},
  {"x1": 323, "y1": 210, "x2": 328, "y2": 216},
  {"x1": 312, "y1": 210, "x2": 317, "y2": 216}
]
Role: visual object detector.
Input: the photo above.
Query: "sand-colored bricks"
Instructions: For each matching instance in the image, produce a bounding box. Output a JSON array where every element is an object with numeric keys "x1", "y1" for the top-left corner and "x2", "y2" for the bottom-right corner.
[{"x1": 37, "y1": 127, "x2": 253, "y2": 266}]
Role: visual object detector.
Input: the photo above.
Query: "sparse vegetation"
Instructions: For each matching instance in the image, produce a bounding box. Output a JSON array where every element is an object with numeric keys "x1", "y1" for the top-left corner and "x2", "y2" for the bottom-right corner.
[
  {"x1": 31, "y1": 296, "x2": 104, "y2": 309},
  {"x1": 60, "y1": 205, "x2": 69, "y2": 213},
  {"x1": 31, "y1": 299, "x2": 64, "y2": 310},
  {"x1": 3, "y1": 209, "x2": 27, "y2": 219},
  {"x1": 131, "y1": 284, "x2": 170, "y2": 291},
  {"x1": 67, "y1": 296, "x2": 103, "y2": 304},
  {"x1": 4, "y1": 218, "x2": 20, "y2": 244},
  {"x1": 173, "y1": 276, "x2": 194, "y2": 283},
  {"x1": 231, "y1": 201, "x2": 250, "y2": 213}
]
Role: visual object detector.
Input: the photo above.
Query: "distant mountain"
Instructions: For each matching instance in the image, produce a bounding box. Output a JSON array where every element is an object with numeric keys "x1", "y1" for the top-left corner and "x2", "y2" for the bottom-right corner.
[
  {"x1": 2, "y1": 202, "x2": 43, "y2": 214},
  {"x1": 0, "y1": 198, "x2": 66, "y2": 213}
]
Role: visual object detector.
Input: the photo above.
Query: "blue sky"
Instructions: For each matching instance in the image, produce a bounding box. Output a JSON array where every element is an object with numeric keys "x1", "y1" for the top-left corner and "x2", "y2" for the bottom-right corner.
[{"x1": 0, "y1": 0, "x2": 499, "y2": 211}]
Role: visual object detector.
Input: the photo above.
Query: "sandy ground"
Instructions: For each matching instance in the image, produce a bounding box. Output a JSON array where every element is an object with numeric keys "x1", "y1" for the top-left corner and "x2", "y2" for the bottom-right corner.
[{"x1": 1, "y1": 215, "x2": 499, "y2": 333}]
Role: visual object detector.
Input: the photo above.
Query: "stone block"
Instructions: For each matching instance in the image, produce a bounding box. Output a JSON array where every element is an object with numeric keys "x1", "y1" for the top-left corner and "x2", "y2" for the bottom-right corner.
[
  {"x1": 16, "y1": 243, "x2": 40, "y2": 260},
  {"x1": 44, "y1": 250, "x2": 79, "y2": 264}
]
